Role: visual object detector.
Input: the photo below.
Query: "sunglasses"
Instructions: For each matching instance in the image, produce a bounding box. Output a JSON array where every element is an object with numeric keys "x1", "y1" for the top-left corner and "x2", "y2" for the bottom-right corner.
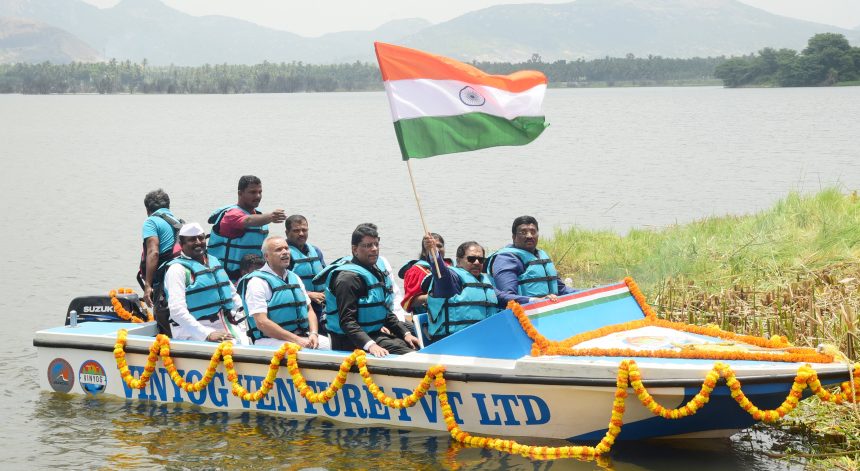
[{"x1": 465, "y1": 255, "x2": 485, "y2": 264}]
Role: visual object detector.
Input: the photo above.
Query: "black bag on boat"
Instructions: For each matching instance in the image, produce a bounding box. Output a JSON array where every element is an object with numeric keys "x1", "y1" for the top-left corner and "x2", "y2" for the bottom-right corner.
[{"x1": 65, "y1": 294, "x2": 147, "y2": 325}]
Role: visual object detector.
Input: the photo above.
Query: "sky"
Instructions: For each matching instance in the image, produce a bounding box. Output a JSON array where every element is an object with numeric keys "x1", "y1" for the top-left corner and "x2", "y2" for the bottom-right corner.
[{"x1": 82, "y1": 0, "x2": 860, "y2": 37}]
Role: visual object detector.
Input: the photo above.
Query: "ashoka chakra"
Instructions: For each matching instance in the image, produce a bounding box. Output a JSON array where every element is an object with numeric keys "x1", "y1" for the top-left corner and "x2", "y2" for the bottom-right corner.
[{"x1": 459, "y1": 86, "x2": 486, "y2": 106}]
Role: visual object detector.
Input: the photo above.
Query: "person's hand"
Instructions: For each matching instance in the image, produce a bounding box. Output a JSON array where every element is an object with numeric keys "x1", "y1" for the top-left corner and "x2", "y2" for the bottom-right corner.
[
  {"x1": 404, "y1": 333, "x2": 421, "y2": 349},
  {"x1": 307, "y1": 291, "x2": 326, "y2": 304},
  {"x1": 143, "y1": 285, "x2": 154, "y2": 307},
  {"x1": 293, "y1": 336, "x2": 312, "y2": 348},
  {"x1": 368, "y1": 344, "x2": 389, "y2": 357},
  {"x1": 381, "y1": 326, "x2": 391, "y2": 335},
  {"x1": 207, "y1": 331, "x2": 233, "y2": 343},
  {"x1": 422, "y1": 233, "x2": 436, "y2": 255},
  {"x1": 270, "y1": 209, "x2": 286, "y2": 223},
  {"x1": 307, "y1": 333, "x2": 319, "y2": 349},
  {"x1": 545, "y1": 294, "x2": 559, "y2": 302}
]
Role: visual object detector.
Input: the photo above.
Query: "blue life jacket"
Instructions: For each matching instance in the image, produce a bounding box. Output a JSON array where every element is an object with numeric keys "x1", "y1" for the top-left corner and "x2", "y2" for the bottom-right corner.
[
  {"x1": 486, "y1": 246, "x2": 560, "y2": 297},
  {"x1": 165, "y1": 256, "x2": 235, "y2": 321},
  {"x1": 138, "y1": 209, "x2": 184, "y2": 283},
  {"x1": 289, "y1": 243, "x2": 325, "y2": 292},
  {"x1": 317, "y1": 259, "x2": 393, "y2": 335},
  {"x1": 398, "y1": 259, "x2": 432, "y2": 314},
  {"x1": 427, "y1": 267, "x2": 498, "y2": 339},
  {"x1": 207, "y1": 204, "x2": 269, "y2": 276},
  {"x1": 237, "y1": 269, "x2": 309, "y2": 342},
  {"x1": 146, "y1": 208, "x2": 184, "y2": 256}
]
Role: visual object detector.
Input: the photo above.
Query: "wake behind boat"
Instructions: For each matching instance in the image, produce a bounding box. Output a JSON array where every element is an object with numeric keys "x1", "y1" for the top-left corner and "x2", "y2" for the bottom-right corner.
[{"x1": 34, "y1": 278, "x2": 859, "y2": 458}]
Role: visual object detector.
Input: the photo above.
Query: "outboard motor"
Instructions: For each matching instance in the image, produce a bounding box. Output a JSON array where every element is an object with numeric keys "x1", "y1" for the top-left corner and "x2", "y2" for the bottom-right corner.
[{"x1": 65, "y1": 293, "x2": 148, "y2": 325}]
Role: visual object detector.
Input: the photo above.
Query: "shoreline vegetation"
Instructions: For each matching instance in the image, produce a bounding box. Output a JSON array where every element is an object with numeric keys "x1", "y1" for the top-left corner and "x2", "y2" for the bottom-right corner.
[
  {"x1": 0, "y1": 55, "x2": 723, "y2": 94},
  {"x1": 1, "y1": 34, "x2": 857, "y2": 94},
  {"x1": 715, "y1": 33, "x2": 860, "y2": 88},
  {"x1": 0, "y1": 33, "x2": 860, "y2": 95},
  {"x1": 544, "y1": 187, "x2": 859, "y2": 469}
]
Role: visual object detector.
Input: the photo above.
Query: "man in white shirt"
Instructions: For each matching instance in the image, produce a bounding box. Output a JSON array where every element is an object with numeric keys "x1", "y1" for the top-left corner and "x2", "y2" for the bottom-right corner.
[
  {"x1": 163, "y1": 222, "x2": 249, "y2": 344},
  {"x1": 239, "y1": 236, "x2": 330, "y2": 349}
]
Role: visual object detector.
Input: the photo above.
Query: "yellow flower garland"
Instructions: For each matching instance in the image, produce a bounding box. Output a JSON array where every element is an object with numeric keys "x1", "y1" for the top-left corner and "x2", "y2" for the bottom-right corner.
[
  {"x1": 112, "y1": 329, "x2": 860, "y2": 461},
  {"x1": 110, "y1": 288, "x2": 154, "y2": 323}
]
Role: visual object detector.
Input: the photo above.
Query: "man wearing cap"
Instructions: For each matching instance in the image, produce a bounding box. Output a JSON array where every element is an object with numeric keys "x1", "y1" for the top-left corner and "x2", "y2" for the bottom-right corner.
[
  {"x1": 238, "y1": 236, "x2": 330, "y2": 349},
  {"x1": 208, "y1": 175, "x2": 286, "y2": 282},
  {"x1": 163, "y1": 223, "x2": 249, "y2": 344}
]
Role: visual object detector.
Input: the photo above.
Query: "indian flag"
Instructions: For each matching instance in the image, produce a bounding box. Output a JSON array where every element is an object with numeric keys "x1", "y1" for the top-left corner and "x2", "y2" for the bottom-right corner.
[{"x1": 374, "y1": 42, "x2": 549, "y2": 160}]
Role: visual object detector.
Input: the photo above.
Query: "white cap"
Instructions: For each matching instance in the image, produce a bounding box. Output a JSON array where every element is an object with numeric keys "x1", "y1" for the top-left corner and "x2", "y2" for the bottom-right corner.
[{"x1": 178, "y1": 222, "x2": 205, "y2": 237}]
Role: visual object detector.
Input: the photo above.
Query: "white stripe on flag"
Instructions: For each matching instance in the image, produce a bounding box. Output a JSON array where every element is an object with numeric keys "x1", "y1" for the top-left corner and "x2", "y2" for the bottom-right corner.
[{"x1": 384, "y1": 79, "x2": 546, "y2": 121}]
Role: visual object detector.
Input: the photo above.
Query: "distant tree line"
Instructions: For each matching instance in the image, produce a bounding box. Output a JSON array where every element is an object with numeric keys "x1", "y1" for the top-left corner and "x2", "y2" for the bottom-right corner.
[
  {"x1": 0, "y1": 60, "x2": 381, "y2": 94},
  {"x1": 0, "y1": 54, "x2": 725, "y2": 94},
  {"x1": 479, "y1": 54, "x2": 723, "y2": 85},
  {"x1": 715, "y1": 33, "x2": 860, "y2": 87}
]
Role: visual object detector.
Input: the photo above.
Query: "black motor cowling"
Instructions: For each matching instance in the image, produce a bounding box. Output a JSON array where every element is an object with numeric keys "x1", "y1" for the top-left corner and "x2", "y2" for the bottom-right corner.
[{"x1": 65, "y1": 293, "x2": 148, "y2": 325}]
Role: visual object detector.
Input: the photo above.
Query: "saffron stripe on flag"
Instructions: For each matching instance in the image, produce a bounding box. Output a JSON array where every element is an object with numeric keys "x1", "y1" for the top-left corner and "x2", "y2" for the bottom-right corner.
[
  {"x1": 384, "y1": 79, "x2": 547, "y2": 121},
  {"x1": 375, "y1": 42, "x2": 546, "y2": 92},
  {"x1": 393, "y1": 113, "x2": 547, "y2": 160}
]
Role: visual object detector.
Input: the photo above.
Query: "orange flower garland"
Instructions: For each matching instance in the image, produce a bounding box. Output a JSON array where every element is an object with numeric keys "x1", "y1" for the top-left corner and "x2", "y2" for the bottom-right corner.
[
  {"x1": 112, "y1": 329, "x2": 860, "y2": 462},
  {"x1": 110, "y1": 288, "x2": 154, "y2": 323},
  {"x1": 624, "y1": 276, "x2": 657, "y2": 320},
  {"x1": 507, "y1": 277, "x2": 833, "y2": 363}
]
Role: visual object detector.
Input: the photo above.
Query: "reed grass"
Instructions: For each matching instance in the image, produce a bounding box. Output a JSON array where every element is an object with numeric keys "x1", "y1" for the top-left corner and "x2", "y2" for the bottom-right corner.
[
  {"x1": 544, "y1": 188, "x2": 860, "y2": 466},
  {"x1": 545, "y1": 187, "x2": 860, "y2": 354}
]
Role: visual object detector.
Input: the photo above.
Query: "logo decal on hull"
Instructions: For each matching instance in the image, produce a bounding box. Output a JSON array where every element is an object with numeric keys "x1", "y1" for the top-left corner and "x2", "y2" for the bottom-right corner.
[
  {"x1": 48, "y1": 358, "x2": 74, "y2": 393},
  {"x1": 79, "y1": 360, "x2": 107, "y2": 395}
]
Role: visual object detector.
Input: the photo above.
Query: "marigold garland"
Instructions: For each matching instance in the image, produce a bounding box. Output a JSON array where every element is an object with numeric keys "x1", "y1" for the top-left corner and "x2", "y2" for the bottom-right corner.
[
  {"x1": 112, "y1": 329, "x2": 860, "y2": 461},
  {"x1": 110, "y1": 288, "x2": 154, "y2": 323},
  {"x1": 624, "y1": 277, "x2": 657, "y2": 320},
  {"x1": 508, "y1": 278, "x2": 831, "y2": 363}
]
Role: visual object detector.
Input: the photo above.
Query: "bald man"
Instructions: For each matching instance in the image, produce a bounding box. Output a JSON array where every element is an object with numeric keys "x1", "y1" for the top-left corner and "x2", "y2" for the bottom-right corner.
[{"x1": 237, "y1": 236, "x2": 330, "y2": 349}]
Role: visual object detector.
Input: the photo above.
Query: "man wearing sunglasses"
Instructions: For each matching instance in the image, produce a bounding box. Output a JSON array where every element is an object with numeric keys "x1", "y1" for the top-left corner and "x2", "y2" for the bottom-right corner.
[
  {"x1": 421, "y1": 236, "x2": 505, "y2": 343},
  {"x1": 163, "y1": 223, "x2": 249, "y2": 344},
  {"x1": 486, "y1": 215, "x2": 578, "y2": 305}
]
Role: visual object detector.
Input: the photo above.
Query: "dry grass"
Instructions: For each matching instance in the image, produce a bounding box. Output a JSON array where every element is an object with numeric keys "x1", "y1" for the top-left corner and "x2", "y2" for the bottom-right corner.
[{"x1": 654, "y1": 263, "x2": 860, "y2": 357}]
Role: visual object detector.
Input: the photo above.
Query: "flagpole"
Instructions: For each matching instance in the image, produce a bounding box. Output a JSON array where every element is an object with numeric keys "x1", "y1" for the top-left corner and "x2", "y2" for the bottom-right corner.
[{"x1": 405, "y1": 159, "x2": 442, "y2": 278}]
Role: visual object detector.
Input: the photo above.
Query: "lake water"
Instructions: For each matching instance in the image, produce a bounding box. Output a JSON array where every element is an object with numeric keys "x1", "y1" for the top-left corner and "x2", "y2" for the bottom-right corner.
[{"x1": 1, "y1": 86, "x2": 858, "y2": 469}]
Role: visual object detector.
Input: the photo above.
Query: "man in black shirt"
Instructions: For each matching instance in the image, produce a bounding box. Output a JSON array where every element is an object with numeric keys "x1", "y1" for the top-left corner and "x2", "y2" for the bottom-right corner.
[{"x1": 325, "y1": 225, "x2": 421, "y2": 357}]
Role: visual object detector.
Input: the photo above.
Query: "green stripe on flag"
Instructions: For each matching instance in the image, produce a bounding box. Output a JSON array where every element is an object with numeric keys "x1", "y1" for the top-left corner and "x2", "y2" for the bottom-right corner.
[
  {"x1": 393, "y1": 112, "x2": 548, "y2": 160},
  {"x1": 529, "y1": 292, "x2": 633, "y2": 321}
]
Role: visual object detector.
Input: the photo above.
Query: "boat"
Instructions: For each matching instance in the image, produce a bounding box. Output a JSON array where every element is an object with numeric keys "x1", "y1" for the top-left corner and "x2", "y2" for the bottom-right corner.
[{"x1": 34, "y1": 278, "x2": 859, "y2": 459}]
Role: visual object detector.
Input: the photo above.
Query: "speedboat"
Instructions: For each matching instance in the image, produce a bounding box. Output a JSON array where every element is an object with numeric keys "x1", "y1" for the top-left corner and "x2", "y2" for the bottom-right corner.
[{"x1": 34, "y1": 279, "x2": 858, "y2": 458}]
